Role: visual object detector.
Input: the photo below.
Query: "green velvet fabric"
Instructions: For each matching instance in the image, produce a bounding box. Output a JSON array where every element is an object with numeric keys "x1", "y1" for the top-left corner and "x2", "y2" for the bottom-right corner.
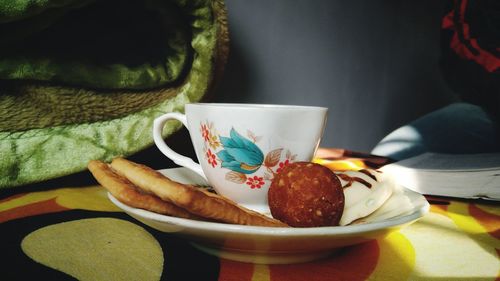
[{"x1": 0, "y1": 0, "x2": 229, "y2": 188}]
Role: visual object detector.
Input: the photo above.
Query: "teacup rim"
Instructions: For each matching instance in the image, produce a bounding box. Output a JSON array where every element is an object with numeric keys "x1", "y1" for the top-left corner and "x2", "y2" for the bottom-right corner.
[{"x1": 187, "y1": 102, "x2": 328, "y2": 111}]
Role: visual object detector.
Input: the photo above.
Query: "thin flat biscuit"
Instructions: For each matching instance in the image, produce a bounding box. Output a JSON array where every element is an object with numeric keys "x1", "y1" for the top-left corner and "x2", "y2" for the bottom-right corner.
[
  {"x1": 88, "y1": 160, "x2": 200, "y2": 220},
  {"x1": 110, "y1": 157, "x2": 288, "y2": 227}
]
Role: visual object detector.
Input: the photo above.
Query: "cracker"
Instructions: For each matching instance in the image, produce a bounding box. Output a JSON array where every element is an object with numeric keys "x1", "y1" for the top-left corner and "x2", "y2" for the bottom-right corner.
[
  {"x1": 110, "y1": 157, "x2": 288, "y2": 227},
  {"x1": 88, "y1": 160, "x2": 200, "y2": 220}
]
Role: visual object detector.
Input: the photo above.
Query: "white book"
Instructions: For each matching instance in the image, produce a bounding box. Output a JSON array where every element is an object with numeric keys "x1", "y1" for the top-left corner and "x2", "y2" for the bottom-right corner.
[{"x1": 380, "y1": 152, "x2": 500, "y2": 201}]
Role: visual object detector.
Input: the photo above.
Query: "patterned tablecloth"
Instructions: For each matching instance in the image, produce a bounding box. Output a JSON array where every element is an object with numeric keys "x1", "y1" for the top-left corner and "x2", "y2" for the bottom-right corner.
[{"x1": 1, "y1": 152, "x2": 499, "y2": 281}]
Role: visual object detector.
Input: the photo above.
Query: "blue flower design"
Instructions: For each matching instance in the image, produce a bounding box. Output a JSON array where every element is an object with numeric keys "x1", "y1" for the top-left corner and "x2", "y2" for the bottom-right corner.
[{"x1": 216, "y1": 128, "x2": 264, "y2": 174}]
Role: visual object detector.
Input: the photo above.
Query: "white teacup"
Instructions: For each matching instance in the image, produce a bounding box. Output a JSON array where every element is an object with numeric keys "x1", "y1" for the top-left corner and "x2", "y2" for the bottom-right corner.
[{"x1": 153, "y1": 103, "x2": 328, "y2": 213}]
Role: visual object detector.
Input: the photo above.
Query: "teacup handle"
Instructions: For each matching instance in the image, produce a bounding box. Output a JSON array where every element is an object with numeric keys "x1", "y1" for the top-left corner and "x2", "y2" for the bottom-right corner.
[{"x1": 153, "y1": 113, "x2": 207, "y2": 180}]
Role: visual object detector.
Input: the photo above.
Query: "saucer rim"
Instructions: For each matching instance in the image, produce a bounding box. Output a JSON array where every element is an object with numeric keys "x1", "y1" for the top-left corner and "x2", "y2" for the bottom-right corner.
[{"x1": 107, "y1": 166, "x2": 430, "y2": 237}]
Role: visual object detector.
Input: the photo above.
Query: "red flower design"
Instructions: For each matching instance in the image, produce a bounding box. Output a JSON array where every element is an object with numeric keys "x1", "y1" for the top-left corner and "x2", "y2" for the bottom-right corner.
[
  {"x1": 276, "y1": 159, "x2": 290, "y2": 173},
  {"x1": 206, "y1": 149, "x2": 217, "y2": 168},
  {"x1": 201, "y1": 124, "x2": 210, "y2": 142},
  {"x1": 246, "y1": 176, "x2": 265, "y2": 189}
]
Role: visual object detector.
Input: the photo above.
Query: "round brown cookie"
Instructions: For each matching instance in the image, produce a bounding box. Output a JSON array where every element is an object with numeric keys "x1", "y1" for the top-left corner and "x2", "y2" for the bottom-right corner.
[{"x1": 268, "y1": 162, "x2": 344, "y2": 227}]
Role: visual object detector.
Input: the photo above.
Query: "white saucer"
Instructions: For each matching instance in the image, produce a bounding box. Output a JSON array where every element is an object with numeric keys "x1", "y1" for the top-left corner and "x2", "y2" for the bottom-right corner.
[{"x1": 108, "y1": 167, "x2": 429, "y2": 264}]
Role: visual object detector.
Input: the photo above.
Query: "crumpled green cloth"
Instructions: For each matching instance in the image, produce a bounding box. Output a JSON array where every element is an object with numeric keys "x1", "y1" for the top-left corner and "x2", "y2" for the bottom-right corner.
[{"x1": 0, "y1": 0, "x2": 229, "y2": 188}]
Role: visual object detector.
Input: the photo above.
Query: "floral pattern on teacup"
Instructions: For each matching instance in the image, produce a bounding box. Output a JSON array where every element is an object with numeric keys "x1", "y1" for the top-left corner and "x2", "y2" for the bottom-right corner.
[{"x1": 200, "y1": 121, "x2": 296, "y2": 189}]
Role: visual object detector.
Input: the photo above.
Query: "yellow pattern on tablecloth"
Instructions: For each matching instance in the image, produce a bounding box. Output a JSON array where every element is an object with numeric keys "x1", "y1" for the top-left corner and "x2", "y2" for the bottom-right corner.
[
  {"x1": 402, "y1": 211, "x2": 499, "y2": 280},
  {"x1": 0, "y1": 186, "x2": 119, "y2": 213},
  {"x1": 367, "y1": 232, "x2": 415, "y2": 280},
  {"x1": 21, "y1": 218, "x2": 164, "y2": 281}
]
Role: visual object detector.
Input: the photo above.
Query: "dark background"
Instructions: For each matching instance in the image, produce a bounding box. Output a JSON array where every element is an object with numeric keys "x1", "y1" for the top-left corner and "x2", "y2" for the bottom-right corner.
[
  {"x1": 15, "y1": 0, "x2": 463, "y2": 187},
  {"x1": 212, "y1": 0, "x2": 457, "y2": 152}
]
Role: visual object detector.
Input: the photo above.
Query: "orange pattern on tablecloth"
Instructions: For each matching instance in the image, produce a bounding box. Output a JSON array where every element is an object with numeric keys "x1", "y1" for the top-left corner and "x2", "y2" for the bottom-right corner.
[
  {"x1": 0, "y1": 193, "x2": 25, "y2": 203},
  {"x1": 426, "y1": 196, "x2": 450, "y2": 216},
  {"x1": 0, "y1": 187, "x2": 105, "y2": 224},
  {"x1": 0, "y1": 198, "x2": 68, "y2": 223},
  {"x1": 497, "y1": 249, "x2": 500, "y2": 281},
  {"x1": 469, "y1": 204, "x2": 500, "y2": 239},
  {"x1": 218, "y1": 259, "x2": 254, "y2": 281},
  {"x1": 430, "y1": 204, "x2": 448, "y2": 216},
  {"x1": 0, "y1": 186, "x2": 118, "y2": 222},
  {"x1": 268, "y1": 240, "x2": 379, "y2": 281}
]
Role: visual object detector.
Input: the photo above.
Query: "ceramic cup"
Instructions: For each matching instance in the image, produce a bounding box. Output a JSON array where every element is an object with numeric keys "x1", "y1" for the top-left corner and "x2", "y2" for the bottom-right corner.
[{"x1": 153, "y1": 103, "x2": 328, "y2": 213}]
